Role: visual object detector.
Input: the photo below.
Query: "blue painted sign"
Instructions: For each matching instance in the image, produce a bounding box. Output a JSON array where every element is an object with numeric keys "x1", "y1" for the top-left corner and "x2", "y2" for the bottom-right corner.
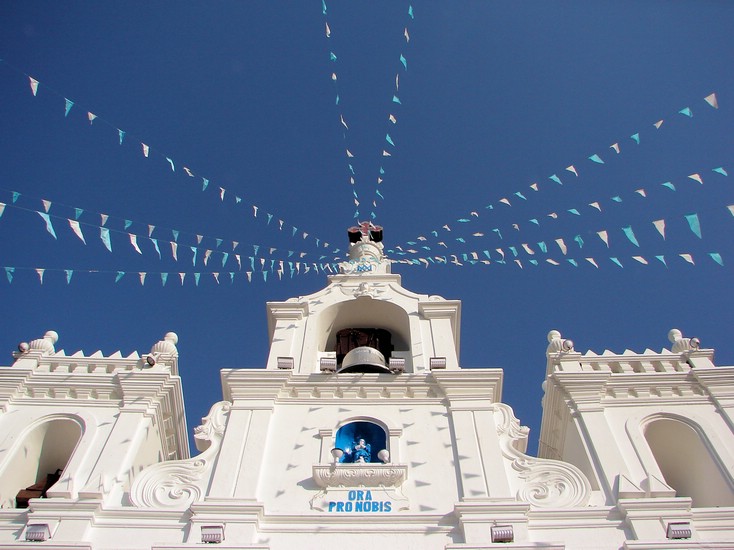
[{"x1": 328, "y1": 490, "x2": 392, "y2": 513}]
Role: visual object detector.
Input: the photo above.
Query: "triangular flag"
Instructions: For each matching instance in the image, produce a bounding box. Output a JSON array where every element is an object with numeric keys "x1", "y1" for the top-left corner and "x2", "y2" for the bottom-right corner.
[
  {"x1": 634, "y1": 188, "x2": 647, "y2": 197},
  {"x1": 392, "y1": 95, "x2": 401, "y2": 104},
  {"x1": 340, "y1": 114, "x2": 348, "y2": 129},
  {"x1": 65, "y1": 270, "x2": 73, "y2": 284},
  {"x1": 74, "y1": 207, "x2": 83, "y2": 219},
  {"x1": 597, "y1": 230, "x2": 609, "y2": 247},
  {"x1": 610, "y1": 257, "x2": 624, "y2": 268},
  {"x1": 684, "y1": 213, "x2": 702, "y2": 238},
  {"x1": 588, "y1": 154, "x2": 604, "y2": 164},
  {"x1": 183, "y1": 167, "x2": 194, "y2": 177},
  {"x1": 530, "y1": 183, "x2": 539, "y2": 191},
  {"x1": 88, "y1": 112, "x2": 97, "y2": 124},
  {"x1": 100, "y1": 213, "x2": 108, "y2": 226},
  {"x1": 4, "y1": 267, "x2": 14, "y2": 283},
  {"x1": 194, "y1": 273, "x2": 201, "y2": 286},
  {"x1": 656, "y1": 255, "x2": 667, "y2": 267},
  {"x1": 654, "y1": 119, "x2": 664, "y2": 129},
  {"x1": 151, "y1": 238, "x2": 161, "y2": 259},
  {"x1": 661, "y1": 181, "x2": 676, "y2": 191},
  {"x1": 633, "y1": 256, "x2": 648, "y2": 265},
  {"x1": 709, "y1": 252, "x2": 723, "y2": 266},
  {"x1": 0, "y1": 202, "x2": 4, "y2": 218},
  {"x1": 399, "y1": 54, "x2": 407, "y2": 71},
  {"x1": 37, "y1": 212, "x2": 57, "y2": 239},
  {"x1": 68, "y1": 219, "x2": 86, "y2": 244},
  {"x1": 388, "y1": 114, "x2": 397, "y2": 124},
  {"x1": 139, "y1": 272, "x2": 146, "y2": 285},
  {"x1": 346, "y1": 149, "x2": 354, "y2": 157},
  {"x1": 589, "y1": 202, "x2": 601, "y2": 211},
  {"x1": 555, "y1": 238, "x2": 567, "y2": 255},
  {"x1": 678, "y1": 107, "x2": 692, "y2": 117},
  {"x1": 36, "y1": 268, "x2": 45, "y2": 284},
  {"x1": 679, "y1": 253, "x2": 694, "y2": 265},
  {"x1": 115, "y1": 271, "x2": 125, "y2": 283},
  {"x1": 179, "y1": 273, "x2": 186, "y2": 285},
  {"x1": 148, "y1": 224, "x2": 155, "y2": 237},
  {"x1": 610, "y1": 143, "x2": 620, "y2": 153},
  {"x1": 630, "y1": 133, "x2": 640, "y2": 144},
  {"x1": 727, "y1": 205, "x2": 734, "y2": 217},
  {"x1": 568, "y1": 259, "x2": 578, "y2": 267},
  {"x1": 713, "y1": 167, "x2": 728, "y2": 176},
  {"x1": 130, "y1": 234, "x2": 142, "y2": 254},
  {"x1": 688, "y1": 173, "x2": 703, "y2": 184},
  {"x1": 653, "y1": 219, "x2": 666, "y2": 239},
  {"x1": 202, "y1": 178, "x2": 209, "y2": 191},
  {"x1": 100, "y1": 227, "x2": 112, "y2": 252},
  {"x1": 29, "y1": 77, "x2": 39, "y2": 96},
  {"x1": 203, "y1": 249, "x2": 212, "y2": 266},
  {"x1": 386, "y1": 133, "x2": 395, "y2": 146},
  {"x1": 549, "y1": 174, "x2": 562, "y2": 185},
  {"x1": 190, "y1": 246, "x2": 198, "y2": 266},
  {"x1": 567, "y1": 208, "x2": 580, "y2": 216},
  {"x1": 124, "y1": 219, "x2": 132, "y2": 230},
  {"x1": 161, "y1": 273, "x2": 168, "y2": 286},
  {"x1": 219, "y1": 187, "x2": 225, "y2": 201},
  {"x1": 171, "y1": 241, "x2": 178, "y2": 260},
  {"x1": 704, "y1": 92, "x2": 718, "y2": 109},
  {"x1": 118, "y1": 129, "x2": 125, "y2": 145},
  {"x1": 566, "y1": 165, "x2": 578, "y2": 176},
  {"x1": 408, "y1": 5, "x2": 414, "y2": 18},
  {"x1": 329, "y1": 51, "x2": 337, "y2": 61},
  {"x1": 404, "y1": 27, "x2": 410, "y2": 42},
  {"x1": 325, "y1": 21, "x2": 331, "y2": 37},
  {"x1": 172, "y1": 229, "x2": 179, "y2": 242},
  {"x1": 622, "y1": 226, "x2": 640, "y2": 247},
  {"x1": 64, "y1": 98, "x2": 74, "y2": 116},
  {"x1": 42, "y1": 199, "x2": 51, "y2": 213},
  {"x1": 166, "y1": 157, "x2": 175, "y2": 171}
]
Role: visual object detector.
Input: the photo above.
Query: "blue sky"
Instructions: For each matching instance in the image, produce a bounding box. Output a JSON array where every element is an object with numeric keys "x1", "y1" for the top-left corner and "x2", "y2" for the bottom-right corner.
[{"x1": 1, "y1": 1, "x2": 733, "y2": 455}]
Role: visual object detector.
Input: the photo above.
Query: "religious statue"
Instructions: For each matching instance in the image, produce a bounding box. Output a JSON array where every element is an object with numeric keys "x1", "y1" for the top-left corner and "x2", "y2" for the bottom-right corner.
[{"x1": 351, "y1": 438, "x2": 371, "y2": 463}]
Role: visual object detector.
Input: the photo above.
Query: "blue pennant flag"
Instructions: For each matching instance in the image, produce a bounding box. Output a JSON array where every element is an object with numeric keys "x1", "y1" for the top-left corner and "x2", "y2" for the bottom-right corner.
[
  {"x1": 37, "y1": 212, "x2": 57, "y2": 239},
  {"x1": 684, "y1": 213, "x2": 702, "y2": 238},
  {"x1": 574, "y1": 235, "x2": 584, "y2": 248},
  {"x1": 5, "y1": 267, "x2": 14, "y2": 283},
  {"x1": 64, "y1": 98, "x2": 74, "y2": 117},
  {"x1": 622, "y1": 226, "x2": 640, "y2": 247},
  {"x1": 399, "y1": 54, "x2": 407, "y2": 71},
  {"x1": 115, "y1": 271, "x2": 125, "y2": 283},
  {"x1": 588, "y1": 154, "x2": 604, "y2": 164},
  {"x1": 709, "y1": 252, "x2": 723, "y2": 266}
]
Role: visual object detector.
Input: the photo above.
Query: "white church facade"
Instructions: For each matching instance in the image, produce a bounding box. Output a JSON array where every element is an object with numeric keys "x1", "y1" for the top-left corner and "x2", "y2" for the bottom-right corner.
[{"x1": 0, "y1": 224, "x2": 732, "y2": 549}]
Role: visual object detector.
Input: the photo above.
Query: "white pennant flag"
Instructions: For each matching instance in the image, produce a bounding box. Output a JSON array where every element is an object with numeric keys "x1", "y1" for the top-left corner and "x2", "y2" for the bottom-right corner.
[
  {"x1": 68, "y1": 219, "x2": 86, "y2": 244},
  {"x1": 213, "y1": 272, "x2": 220, "y2": 284},
  {"x1": 142, "y1": 143, "x2": 150, "y2": 157},
  {"x1": 597, "y1": 230, "x2": 609, "y2": 247},
  {"x1": 633, "y1": 256, "x2": 648, "y2": 264},
  {"x1": 87, "y1": 112, "x2": 97, "y2": 124},
  {"x1": 42, "y1": 199, "x2": 52, "y2": 213},
  {"x1": 100, "y1": 213, "x2": 109, "y2": 226},
  {"x1": 634, "y1": 188, "x2": 647, "y2": 197},
  {"x1": 521, "y1": 243, "x2": 535, "y2": 255},
  {"x1": 610, "y1": 143, "x2": 620, "y2": 154},
  {"x1": 589, "y1": 201, "x2": 601, "y2": 211},
  {"x1": 566, "y1": 165, "x2": 578, "y2": 177},
  {"x1": 171, "y1": 241, "x2": 178, "y2": 260},
  {"x1": 585, "y1": 257, "x2": 599, "y2": 268},
  {"x1": 130, "y1": 234, "x2": 142, "y2": 254},
  {"x1": 204, "y1": 249, "x2": 212, "y2": 266},
  {"x1": 704, "y1": 92, "x2": 718, "y2": 109},
  {"x1": 139, "y1": 272, "x2": 147, "y2": 285},
  {"x1": 679, "y1": 253, "x2": 694, "y2": 265},
  {"x1": 36, "y1": 268, "x2": 45, "y2": 284},
  {"x1": 29, "y1": 77, "x2": 39, "y2": 96},
  {"x1": 148, "y1": 224, "x2": 155, "y2": 237},
  {"x1": 652, "y1": 219, "x2": 666, "y2": 239},
  {"x1": 546, "y1": 259, "x2": 560, "y2": 265},
  {"x1": 530, "y1": 183, "x2": 539, "y2": 191},
  {"x1": 555, "y1": 238, "x2": 567, "y2": 255},
  {"x1": 179, "y1": 273, "x2": 186, "y2": 285}
]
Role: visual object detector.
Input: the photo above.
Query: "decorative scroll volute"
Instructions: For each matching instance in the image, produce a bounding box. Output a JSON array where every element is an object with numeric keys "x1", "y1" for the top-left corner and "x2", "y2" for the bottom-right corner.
[
  {"x1": 492, "y1": 403, "x2": 591, "y2": 509},
  {"x1": 129, "y1": 401, "x2": 231, "y2": 509}
]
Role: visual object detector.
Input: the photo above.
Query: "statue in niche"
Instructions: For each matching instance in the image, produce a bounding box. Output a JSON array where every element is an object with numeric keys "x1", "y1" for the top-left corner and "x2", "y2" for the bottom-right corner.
[{"x1": 344, "y1": 438, "x2": 371, "y2": 463}]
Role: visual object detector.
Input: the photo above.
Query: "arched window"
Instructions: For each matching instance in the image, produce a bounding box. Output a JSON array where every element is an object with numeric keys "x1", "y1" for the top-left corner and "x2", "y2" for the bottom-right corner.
[
  {"x1": 644, "y1": 417, "x2": 734, "y2": 507},
  {"x1": 0, "y1": 418, "x2": 82, "y2": 508},
  {"x1": 335, "y1": 421, "x2": 388, "y2": 464}
]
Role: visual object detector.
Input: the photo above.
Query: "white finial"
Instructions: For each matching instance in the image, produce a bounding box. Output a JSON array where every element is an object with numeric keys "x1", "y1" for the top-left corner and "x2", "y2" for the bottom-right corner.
[
  {"x1": 547, "y1": 330, "x2": 562, "y2": 343},
  {"x1": 164, "y1": 332, "x2": 178, "y2": 345},
  {"x1": 150, "y1": 332, "x2": 179, "y2": 356},
  {"x1": 27, "y1": 330, "x2": 58, "y2": 355},
  {"x1": 668, "y1": 328, "x2": 699, "y2": 353},
  {"x1": 546, "y1": 330, "x2": 573, "y2": 355}
]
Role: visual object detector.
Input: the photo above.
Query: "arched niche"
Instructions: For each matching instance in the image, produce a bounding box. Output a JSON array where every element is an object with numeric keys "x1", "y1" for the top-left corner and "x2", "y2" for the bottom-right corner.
[
  {"x1": 335, "y1": 420, "x2": 388, "y2": 464},
  {"x1": 644, "y1": 416, "x2": 734, "y2": 507},
  {"x1": 0, "y1": 417, "x2": 82, "y2": 508},
  {"x1": 316, "y1": 298, "x2": 411, "y2": 355}
]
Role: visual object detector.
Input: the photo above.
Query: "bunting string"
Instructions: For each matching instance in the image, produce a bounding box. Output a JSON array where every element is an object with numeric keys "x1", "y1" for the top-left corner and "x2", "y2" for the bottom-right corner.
[
  {"x1": 397, "y1": 92, "x2": 720, "y2": 251},
  {"x1": 0, "y1": 58, "x2": 336, "y2": 255},
  {"x1": 0, "y1": 194, "x2": 344, "y2": 269},
  {"x1": 321, "y1": 2, "x2": 416, "y2": 220},
  {"x1": 0, "y1": 264, "x2": 340, "y2": 286},
  {"x1": 388, "y1": 162, "x2": 730, "y2": 257}
]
